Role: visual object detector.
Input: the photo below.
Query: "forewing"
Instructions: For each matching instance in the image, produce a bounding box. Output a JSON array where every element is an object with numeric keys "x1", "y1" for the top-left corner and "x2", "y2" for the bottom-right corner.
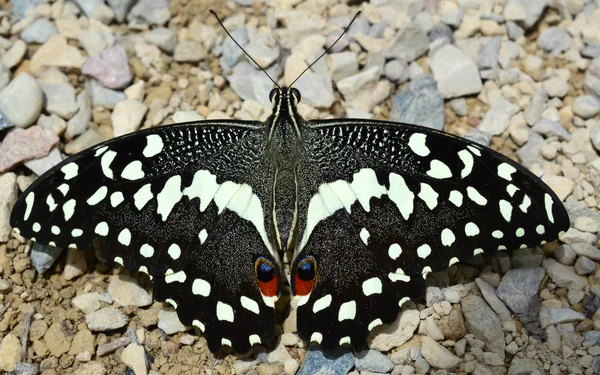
[
  {"x1": 11, "y1": 121, "x2": 281, "y2": 354},
  {"x1": 293, "y1": 119, "x2": 569, "y2": 351}
]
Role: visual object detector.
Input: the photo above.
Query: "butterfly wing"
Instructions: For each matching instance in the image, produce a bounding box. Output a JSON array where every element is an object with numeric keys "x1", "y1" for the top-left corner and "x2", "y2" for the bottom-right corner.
[
  {"x1": 10, "y1": 121, "x2": 282, "y2": 354},
  {"x1": 292, "y1": 119, "x2": 569, "y2": 350}
]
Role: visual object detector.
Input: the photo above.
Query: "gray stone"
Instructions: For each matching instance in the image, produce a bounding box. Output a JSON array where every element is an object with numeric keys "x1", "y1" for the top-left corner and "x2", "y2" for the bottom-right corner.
[
  {"x1": 144, "y1": 27, "x2": 177, "y2": 54},
  {"x1": 107, "y1": 0, "x2": 137, "y2": 22},
  {"x1": 524, "y1": 90, "x2": 548, "y2": 126},
  {"x1": 449, "y1": 98, "x2": 468, "y2": 117},
  {"x1": 506, "y1": 21, "x2": 525, "y2": 40},
  {"x1": 421, "y1": 336, "x2": 462, "y2": 370},
  {"x1": 385, "y1": 24, "x2": 429, "y2": 62},
  {"x1": 86, "y1": 307, "x2": 129, "y2": 331},
  {"x1": 127, "y1": 0, "x2": 171, "y2": 25},
  {"x1": 294, "y1": 73, "x2": 334, "y2": 109},
  {"x1": 574, "y1": 256, "x2": 595, "y2": 275},
  {"x1": 82, "y1": 46, "x2": 132, "y2": 90},
  {"x1": 12, "y1": 0, "x2": 48, "y2": 19},
  {"x1": 478, "y1": 37, "x2": 502, "y2": 70},
  {"x1": 543, "y1": 258, "x2": 588, "y2": 290},
  {"x1": 174, "y1": 40, "x2": 207, "y2": 63},
  {"x1": 369, "y1": 310, "x2": 420, "y2": 352},
  {"x1": 66, "y1": 88, "x2": 92, "y2": 140},
  {"x1": 24, "y1": 147, "x2": 62, "y2": 175},
  {"x1": 88, "y1": 79, "x2": 126, "y2": 109},
  {"x1": 461, "y1": 295, "x2": 504, "y2": 355},
  {"x1": 464, "y1": 129, "x2": 492, "y2": 146},
  {"x1": 65, "y1": 129, "x2": 104, "y2": 154},
  {"x1": 532, "y1": 118, "x2": 571, "y2": 141},
  {"x1": 245, "y1": 33, "x2": 279, "y2": 68},
  {"x1": 478, "y1": 98, "x2": 520, "y2": 135},
  {"x1": 297, "y1": 346, "x2": 355, "y2": 375},
  {"x1": 20, "y1": 18, "x2": 58, "y2": 44},
  {"x1": 391, "y1": 75, "x2": 444, "y2": 130},
  {"x1": 539, "y1": 307, "x2": 586, "y2": 329},
  {"x1": 72, "y1": 0, "x2": 105, "y2": 18},
  {"x1": 0, "y1": 73, "x2": 44, "y2": 128},
  {"x1": 72, "y1": 292, "x2": 102, "y2": 314},
  {"x1": 572, "y1": 95, "x2": 600, "y2": 119},
  {"x1": 0, "y1": 113, "x2": 13, "y2": 131},
  {"x1": 220, "y1": 28, "x2": 248, "y2": 69},
  {"x1": 590, "y1": 124, "x2": 600, "y2": 151},
  {"x1": 516, "y1": 131, "x2": 545, "y2": 168},
  {"x1": 555, "y1": 244, "x2": 576, "y2": 265},
  {"x1": 108, "y1": 274, "x2": 152, "y2": 307},
  {"x1": 474, "y1": 278, "x2": 512, "y2": 322},
  {"x1": 384, "y1": 60, "x2": 409, "y2": 83},
  {"x1": 158, "y1": 308, "x2": 187, "y2": 334},
  {"x1": 570, "y1": 242, "x2": 600, "y2": 261},
  {"x1": 0, "y1": 63, "x2": 10, "y2": 91},
  {"x1": 30, "y1": 242, "x2": 63, "y2": 273},
  {"x1": 39, "y1": 82, "x2": 79, "y2": 120},
  {"x1": 355, "y1": 350, "x2": 394, "y2": 373},
  {"x1": 496, "y1": 268, "x2": 545, "y2": 314},
  {"x1": 12, "y1": 362, "x2": 39, "y2": 375},
  {"x1": 227, "y1": 61, "x2": 275, "y2": 108},
  {"x1": 329, "y1": 52, "x2": 359, "y2": 82},
  {"x1": 582, "y1": 44, "x2": 600, "y2": 59},
  {"x1": 430, "y1": 44, "x2": 482, "y2": 99},
  {"x1": 429, "y1": 23, "x2": 453, "y2": 44},
  {"x1": 537, "y1": 27, "x2": 572, "y2": 55}
]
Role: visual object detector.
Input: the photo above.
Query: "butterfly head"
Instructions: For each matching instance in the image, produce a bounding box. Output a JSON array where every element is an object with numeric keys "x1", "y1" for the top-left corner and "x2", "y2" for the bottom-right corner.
[{"x1": 269, "y1": 87, "x2": 301, "y2": 107}]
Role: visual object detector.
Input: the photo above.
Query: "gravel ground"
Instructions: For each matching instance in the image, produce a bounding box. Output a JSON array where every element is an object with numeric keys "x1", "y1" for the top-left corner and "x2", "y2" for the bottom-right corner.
[{"x1": 1, "y1": 0, "x2": 600, "y2": 374}]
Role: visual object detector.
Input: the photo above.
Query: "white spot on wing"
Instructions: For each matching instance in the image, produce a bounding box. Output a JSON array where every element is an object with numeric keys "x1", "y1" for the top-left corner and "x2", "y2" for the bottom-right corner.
[
  {"x1": 140, "y1": 243, "x2": 154, "y2": 257},
  {"x1": 110, "y1": 192, "x2": 124, "y2": 207},
  {"x1": 339, "y1": 336, "x2": 351, "y2": 345},
  {"x1": 165, "y1": 270, "x2": 186, "y2": 283},
  {"x1": 192, "y1": 278, "x2": 211, "y2": 297},
  {"x1": 87, "y1": 186, "x2": 107, "y2": 206},
  {"x1": 427, "y1": 159, "x2": 452, "y2": 179},
  {"x1": 418, "y1": 183, "x2": 438, "y2": 210},
  {"x1": 408, "y1": 133, "x2": 430, "y2": 156},
  {"x1": 467, "y1": 186, "x2": 487, "y2": 206},
  {"x1": 121, "y1": 160, "x2": 145, "y2": 180},
  {"x1": 388, "y1": 173, "x2": 414, "y2": 220},
  {"x1": 544, "y1": 193, "x2": 555, "y2": 223},
  {"x1": 516, "y1": 228, "x2": 525, "y2": 237},
  {"x1": 57, "y1": 184, "x2": 69, "y2": 196},
  {"x1": 100, "y1": 150, "x2": 117, "y2": 179},
  {"x1": 143, "y1": 134, "x2": 164, "y2": 157},
  {"x1": 449, "y1": 190, "x2": 463, "y2": 207},
  {"x1": 61, "y1": 163, "x2": 78, "y2": 180},
  {"x1": 441, "y1": 228, "x2": 455, "y2": 246},
  {"x1": 249, "y1": 335, "x2": 261, "y2": 345},
  {"x1": 389, "y1": 268, "x2": 411, "y2": 282},
  {"x1": 46, "y1": 194, "x2": 57, "y2": 212},
  {"x1": 498, "y1": 163, "x2": 517, "y2": 181},
  {"x1": 95, "y1": 222, "x2": 109, "y2": 236},
  {"x1": 465, "y1": 222, "x2": 480, "y2": 236},
  {"x1": 192, "y1": 320, "x2": 205, "y2": 332},
  {"x1": 492, "y1": 230, "x2": 503, "y2": 239},
  {"x1": 359, "y1": 228, "x2": 370, "y2": 245},
  {"x1": 499, "y1": 200, "x2": 513, "y2": 222},
  {"x1": 62, "y1": 199, "x2": 76, "y2": 221},
  {"x1": 328, "y1": 180, "x2": 355, "y2": 212},
  {"x1": 458, "y1": 149, "x2": 474, "y2": 178},
  {"x1": 72, "y1": 228, "x2": 83, "y2": 237},
  {"x1": 114, "y1": 256, "x2": 123, "y2": 266},
  {"x1": 24, "y1": 192, "x2": 34, "y2": 221},
  {"x1": 94, "y1": 146, "x2": 108, "y2": 157},
  {"x1": 467, "y1": 145, "x2": 481, "y2": 156},
  {"x1": 32, "y1": 223, "x2": 41, "y2": 232},
  {"x1": 183, "y1": 170, "x2": 219, "y2": 212},
  {"x1": 520, "y1": 195, "x2": 531, "y2": 213},
  {"x1": 449, "y1": 257, "x2": 459, "y2": 266},
  {"x1": 168, "y1": 244, "x2": 181, "y2": 260},
  {"x1": 536, "y1": 225, "x2": 545, "y2": 234},
  {"x1": 368, "y1": 319, "x2": 383, "y2": 331},
  {"x1": 199, "y1": 229, "x2": 208, "y2": 244},
  {"x1": 157, "y1": 175, "x2": 183, "y2": 221},
  {"x1": 241, "y1": 296, "x2": 260, "y2": 315},
  {"x1": 312, "y1": 294, "x2": 332, "y2": 313},
  {"x1": 51, "y1": 226, "x2": 60, "y2": 235},
  {"x1": 417, "y1": 244, "x2": 432, "y2": 259},
  {"x1": 216, "y1": 301, "x2": 234, "y2": 322},
  {"x1": 221, "y1": 338, "x2": 232, "y2": 346},
  {"x1": 350, "y1": 168, "x2": 386, "y2": 212},
  {"x1": 388, "y1": 243, "x2": 402, "y2": 260},
  {"x1": 134, "y1": 184, "x2": 153, "y2": 211},
  {"x1": 507, "y1": 184, "x2": 518, "y2": 197},
  {"x1": 118, "y1": 228, "x2": 131, "y2": 246},
  {"x1": 310, "y1": 332, "x2": 323, "y2": 344},
  {"x1": 362, "y1": 277, "x2": 382, "y2": 296},
  {"x1": 338, "y1": 301, "x2": 356, "y2": 321}
]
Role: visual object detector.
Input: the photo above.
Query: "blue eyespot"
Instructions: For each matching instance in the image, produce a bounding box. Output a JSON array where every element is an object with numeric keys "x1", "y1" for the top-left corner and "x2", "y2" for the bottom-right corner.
[
  {"x1": 256, "y1": 257, "x2": 276, "y2": 282},
  {"x1": 297, "y1": 256, "x2": 315, "y2": 281}
]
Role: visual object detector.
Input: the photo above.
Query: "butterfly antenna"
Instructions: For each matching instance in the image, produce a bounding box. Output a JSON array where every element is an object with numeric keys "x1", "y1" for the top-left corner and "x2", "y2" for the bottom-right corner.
[
  {"x1": 289, "y1": 10, "x2": 362, "y2": 88},
  {"x1": 210, "y1": 9, "x2": 280, "y2": 89}
]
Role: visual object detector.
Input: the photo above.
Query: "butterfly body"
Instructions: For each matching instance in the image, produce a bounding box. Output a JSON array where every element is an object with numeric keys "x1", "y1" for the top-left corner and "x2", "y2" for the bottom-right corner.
[{"x1": 10, "y1": 86, "x2": 569, "y2": 354}]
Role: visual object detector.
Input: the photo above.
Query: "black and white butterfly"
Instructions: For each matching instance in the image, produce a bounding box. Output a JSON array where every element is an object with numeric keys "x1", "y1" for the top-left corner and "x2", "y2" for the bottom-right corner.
[{"x1": 10, "y1": 13, "x2": 569, "y2": 355}]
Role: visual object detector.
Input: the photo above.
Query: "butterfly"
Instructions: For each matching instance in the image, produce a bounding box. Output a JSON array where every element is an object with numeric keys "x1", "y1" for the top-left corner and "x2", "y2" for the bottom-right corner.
[{"x1": 10, "y1": 11, "x2": 569, "y2": 355}]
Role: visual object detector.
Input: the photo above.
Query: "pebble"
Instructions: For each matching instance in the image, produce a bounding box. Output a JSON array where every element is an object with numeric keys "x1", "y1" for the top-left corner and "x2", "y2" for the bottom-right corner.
[
  {"x1": 86, "y1": 307, "x2": 129, "y2": 331},
  {"x1": 64, "y1": 248, "x2": 87, "y2": 280},
  {"x1": 111, "y1": 98, "x2": 148, "y2": 136},
  {"x1": 65, "y1": 129, "x2": 104, "y2": 154},
  {"x1": 44, "y1": 321, "x2": 73, "y2": 357},
  {"x1": 496, "y1": 267, "x2": 545, "y2": 314},
  {"x1": 543, "y1": 76, "x2": 569, "y2": 98},
  {"x1": 1, "y1": 39, "x2": 26, "y2": 69},
  {"x1": 122, "y1": 343, "x2": 148, "y2": 375},
  {"x1": 73, "y1": 361, "x2": 107, "y2": 375},
  {"x1": 30, "y1": 242, "x2": 63, "y2": 273},
  {"x1": 144, "y1": 27, "x2": 177, "y2": 54},
  {"x1": 542, "y1": 175, "x2": 575, "y2": 201},
  {"x1": 297, "y1": 346, "x2": 355, "y2": 375},
  {"x1": 538, "y1": 27, "x2": 573, "y2": 55},
  {"x1": 246, "y1": 33, "x2": 280, "y2": 68},
  {"x1": 13, "y1": 362, "x2": 39, "y2": 375},
  {"x1": 539, "y1": 307, "x2": 586, "y2": 329},
  {"x1": 107, "y1": 0, "x2": 136, "y2": 22},
  {"x1": 524, "y1": 90, "x2": 548, "y2": 125},
  {"x1": 430, "y1": 44, "x2": 483, "y2": 99},
  {"x1": 385, "y1": 24, "x2": 429, "y2": 62},
  {"x1": 0, "y1": 73, "x2": 44, "y2": 128},
  {"x1": 227, "y1": 61, "x2": 274, "y2": 108},
  {"x1": 108, "y1": 274, "x2": 152, "y2": 307},
  {"x1": 478, "y1": 98, "x2": 520, "y2": 135},
  {"x1": 292, "y1": 73, "x2": 334, "y2": 109},
  {"x1": 174, "y1": 40, "x2": 207, "y2": 63},
  {"x1": 72, "y1": 292, "x2": 102, "y2": 314},
  {"x1": 390, "y1": 74, "x2": 444, "y2": 131},
  {"x1": 555, "y1": 244, "x2": 577, "y2": 265},
  {"x1": 461, "y1": 295, "x2": 504, "y2": 355},
  {"x1": 0, "y1": 334, "x2": 21, "y2": 372},
  {"x1": 329, "y1": 52, "x2": 358, "y2": 82},
  {"x1": 0, "y1": 63, "x2": 10, "y2": 92},
  {"x1": 532, "y1": 118, "x2": 571, "y2": 141},
  {"x1": 420, "y1": 336, "x2": 462, "y2": 370},
  {"x1": 474, "y1": 278, "x2": 512, "y2": 322},
  {"x1": 355, "y1": 350, "x2": 394, "y2": 373},
  {"x1": 370, "y1": 310, "x2": 420, "y2": 351},
  {"x1": 88, "y1": 79, "x2": 126, "y2": 109},
  {"x1": 69, "y1": 329, "x2": 95, "y2": 356},
  {"x1": 82, "y1": 46, "x2": 132, "y2": 90},
  {"x1": 0, "y1": 173, "x2": 17, "y2": 242},
  {"x1": 572, "y1": 95, "x2": 600, "y2": 119},
  {"x1": 478, "y1": 36, "x2": 502, "y2": 69},
  {"x1": 20, "y1": 18, "x2": 57, "y2": 44},
  {"x1": 127, "y1": 0, "x2": 171, "y2": 25},
  {"x1": 543, "y1": 258, "x2": 588, "y2": 290},
  {"x1": 66, "y1": 89, "x2": 92, "y2": 139},
  {"x1": 157, "y1": 308, "x2": 187, "y2": 334},
  {"x1": 40, "y1": 82, "x2": 79, "y2": 120},
  {"x1": 0, "y1": 279, "x2": 12, "y2": 294},
  {"x1": 0, "y1": 126, "x2": 59, "y2": 172},
  {"x1": 574, "y1": 256, "x2": 596, "y2": 275},
  {"x1": 384, "y1": 59, "x2": 409, "y2": 83},
  {"x1": 570, "y1": 242, "x2": 600, "y2": 261},
  {"x1": 30, "y1": 35, "x2": 85, "y2": 73}
]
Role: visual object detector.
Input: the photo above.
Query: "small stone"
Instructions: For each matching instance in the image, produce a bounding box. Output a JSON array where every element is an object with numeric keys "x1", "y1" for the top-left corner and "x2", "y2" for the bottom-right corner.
[
  {"x1": 124, "y1": 80, "x2": 145, "y2": 101},
  {"x1": 107, "y1": 0, "x2": 137, "y2": 22},
  {"x1": 555, "y1": 244, "x2": 576, "y2": 265},
  {"x1": 69, "y1": 329, "x2": 95, "y2": 356},
  {"x1": 0, "y1": 173, "x2": 17, "y2": 242},
  {"x1": 66, "y1": 89, "x2": 92, "y2": 140},
  {"x1": 571, "y1": 242, "x2": 600, "y2": 261},
  {"x1": 245, "y1": 33, "x2": 280, "y2": 68},
  {"x1": 370, "y1": 309, "x2": 420, "y2": 351},
  {"x1": 0, "y1": 279, "x2": 12, "y2": 294},
  {"x1": 73, "y1": 361, "x2": 107, "y2": 375},
  {"x1": 0, "y1": 126, "x2": 59, "y2": 172},
  {"x1": 474, "y1": 278, "x2": 512, "y2": 322},
  {"x1": 541, "y1": 175, "x2": 574, "y2": 201},
  {"x1": 108, "y1": 274, "x2": 152, "y2": 307},
  {"x1": 158, "y1": 307, "x2": 187, "y2": 334},
  {"x1": 532, "y1": 119, "x2": 571, "y2": 141},
  {"x1": 0, "y1": 73, "x2": 44, "y2": 128},
  {"x1": 430, "y1": 44, "x2": 483, "y2": 99},
  {"x1": 478, "y1": 98, "x2": 520, "y2": 135},
  {"x1": 539, "y1": 307, "x2": 586, "y2": 329},
  {"x1": 172, "y1": 111, "x2": 203, "y2": 123},
  {"x1": 329, "y1": 52, "x2": 359, "y2": 82},
  {"x1": 122, "y1": 343, "x2": 147, "y2": 375},
  {"x1": 543, "y1": 258, "x2": 588, "y2": 290},
  {"x1": 524, "y1": 90, "x2": 548, "y2": 125},
  {"x1": 30, "y1": 34, "x2": 85, "y2": 73},
  {"x1": 30, "y1": 242, "x2": 63, "y2": 273},
  {"x1": 1, "y1": 39, "x2": 27, "y2": 69},
  {"x1": 127, "y1": 0, "x2": 171, "y2": 25},
  {"x1": 0, "y1": 334, "x2": 21, "y2": 372},
  {"x1": 449, "y1": 98, "x2": 468, "y2": 117},
  {"x1": 297, "y1": 346, "x2": 355, "y2": 375},
  {"x1": 144, "y1": 27, "x2": 177, "y2": 54},
  {"x1": 293, "y1": 73, "x2": 334, "y2": 108},
  {"x1": 461, "y1": 295, "x2": 504, "y2": 355},
  {"x1": 355, "y1": 350, "x2": 395, "y2": 373},
  {"x1": 478, "y1": 37, "x2": 502, "y2": 69},
  {"x1": 420, "y1": 336, "x2": 462, "y2": 369},
  {"x1": 391, "y1": 74, "x2": 444, "y2": 130},
  {"x1": 64, "y1": 248, "x2": 87, "y2": 280},
  {"x1": 111, "y1": 99, "x2": 148, "y2": 137},
  {"x1": 543, "y1": 76, "x2": 569, "y2": 98},
  {"x1": 20, "y1": 18, "x2": 57, "y2": 44},
  {"x1": 385, "y1": 23, "x2": 429, "y2": 62},
  {"x1": 44, "y1": 321, "x2": 73, "y2": 357},
  {"x1": 574, "y1": 217, "x2": 600, "y2": 233},
  {"x1": 65, "y1": 129, "x2": 104, "y2": 154},
  {"x1": 572, "y1": 95, "x2": 600, "y2": 119},
  {"x1": 538, "y1": 27, "x2": 572, "y2": 55},
  {"x1": 82, "y1": 46, "x2": 132, "y2": 90},
  {"x1": 174, "y1": 41, "x2": 207, "y2": 63},
  {"x1": 72, "y1": 293, "x2": 102, "y2": 314},
  {"x1": 40, "y1": 82, "x2": 79, "y2": 120},
  {"x1": 179, "y1": 334, "x2": 198, "y2": 346},
  {"x1": 496, "y1": 268, "x2": 545, "y2": 314},
  {"x1": 384, "y1": 59, "x2": 409, "y2": 83},
  {"x1": 86, "y1": 307, "x2": 129, "y2": 331}
]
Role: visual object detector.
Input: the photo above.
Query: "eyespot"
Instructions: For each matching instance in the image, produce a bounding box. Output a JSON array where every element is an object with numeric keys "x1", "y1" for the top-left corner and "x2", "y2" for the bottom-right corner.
[
  {"x1": 255, "y1": 257, "x2": 278, "y2": 297},
  {"x1": 293, "y1": 256, "x2": 316, "y2": 296},
  {"x1": 268, "y1": 88, "x2": 279, "y2": 104},
  {"x1": 290, "y1": 87, "x2": 301, "y2": 105}
]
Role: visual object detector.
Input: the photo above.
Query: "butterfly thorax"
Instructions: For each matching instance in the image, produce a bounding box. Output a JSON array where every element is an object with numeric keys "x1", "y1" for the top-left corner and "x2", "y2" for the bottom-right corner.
[{"x1": 268, "y1": 88, "x2": 303, "y2": 252}]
